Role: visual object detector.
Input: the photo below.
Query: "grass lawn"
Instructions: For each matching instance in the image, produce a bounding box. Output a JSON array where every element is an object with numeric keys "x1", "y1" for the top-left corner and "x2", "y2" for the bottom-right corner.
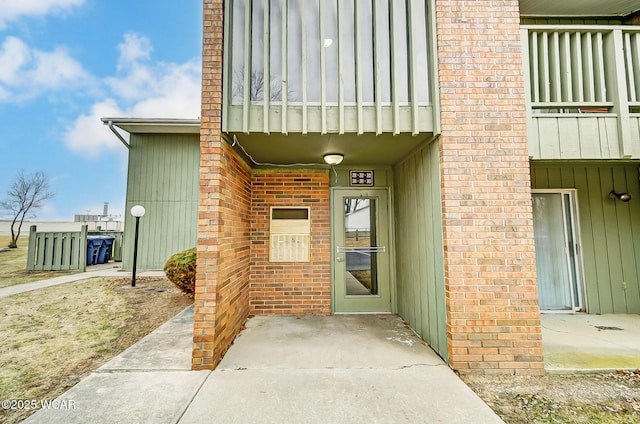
[
  {"x1": 0, "y1": 276, "x2": 193, "y2": 424},
  {"x1": 0, "y1": 233, "x2": 195, "y2": 423},
  {"x1": 0, "y1": 235, "x2": 81, "y2": 288}
]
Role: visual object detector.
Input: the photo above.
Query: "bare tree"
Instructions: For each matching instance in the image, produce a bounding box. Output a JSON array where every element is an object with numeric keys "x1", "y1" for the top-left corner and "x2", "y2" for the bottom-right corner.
[
  {"x1": 344, "y1": 198, "x2": 367, "y2": 215},
  {"x1": 1, "y1": 170, "x2": 54, "y2": 248},
  {"x1": 232, "y1": 69, "x2": 292, "y2": 101}
]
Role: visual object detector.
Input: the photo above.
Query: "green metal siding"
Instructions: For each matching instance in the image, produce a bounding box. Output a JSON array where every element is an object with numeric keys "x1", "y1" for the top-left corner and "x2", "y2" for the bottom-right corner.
[
  {"x1": 393, "y1": 140, "x2": 447, "y2": 360},
  {"x1": 531, "y1": 162, "x2": 640, "y2": 313},
  {"x1": 123, "y1": 134, "x2": 199, "y2": 270}
]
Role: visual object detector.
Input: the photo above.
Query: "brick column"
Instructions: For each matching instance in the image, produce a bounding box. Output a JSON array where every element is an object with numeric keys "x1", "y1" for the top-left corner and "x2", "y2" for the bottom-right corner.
[
  {"x1": 435, "y1": 0, "x2": 544, "y2": 375},
  {"x1": 194, "y1": 0, "x2": 252, "y2": 370}
]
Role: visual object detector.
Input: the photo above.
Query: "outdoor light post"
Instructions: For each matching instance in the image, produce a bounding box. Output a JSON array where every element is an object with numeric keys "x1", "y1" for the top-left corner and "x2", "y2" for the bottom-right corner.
[{"x1": 130, "y1": 205, "x2": 146, "y2": 287}]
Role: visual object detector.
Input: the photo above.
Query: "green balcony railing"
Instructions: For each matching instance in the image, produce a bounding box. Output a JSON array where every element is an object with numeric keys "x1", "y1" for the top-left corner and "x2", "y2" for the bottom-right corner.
[
  {"x1": 522, "y1": 25, "x2": 640, "y2": 160},
  {"x1": 222, "y1": 0, "x2": 437, "y2": 136}
]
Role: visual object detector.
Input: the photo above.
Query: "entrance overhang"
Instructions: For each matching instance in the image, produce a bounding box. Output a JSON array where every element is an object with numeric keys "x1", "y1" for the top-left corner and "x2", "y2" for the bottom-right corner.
[{"x1": 231, "y1": 132, "x2": 435, "y2": 167}]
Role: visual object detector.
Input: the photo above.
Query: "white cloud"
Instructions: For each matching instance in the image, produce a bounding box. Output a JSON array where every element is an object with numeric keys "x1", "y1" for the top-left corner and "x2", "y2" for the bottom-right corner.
[
  {"x1": 117, "y1": 32, "x2": 153, "y2": 71},
  {"x1": 64, "y1": 33, "x2": 201, "y2": 158},
  {"x1": 64, "y1": 99, "x2": 125, "y2": 158},
  {"x1": 0, "y1": 36, "x2": 93, "y2": 102},
  {"x1": 109, "y1": 60, "x2": 202, "y2": 116},
  {"x1": 0, "y1": 0, "x2": 84, "y2": 29},
  {"x1": 0, "y1": 37, "x2": 31, "y2": 84}
]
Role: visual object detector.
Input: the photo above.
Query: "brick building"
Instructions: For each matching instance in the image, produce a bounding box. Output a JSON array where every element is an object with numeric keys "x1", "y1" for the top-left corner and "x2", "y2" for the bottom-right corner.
[{"x1": 106, "y1": 0, "x2": 640, "y2": 375}]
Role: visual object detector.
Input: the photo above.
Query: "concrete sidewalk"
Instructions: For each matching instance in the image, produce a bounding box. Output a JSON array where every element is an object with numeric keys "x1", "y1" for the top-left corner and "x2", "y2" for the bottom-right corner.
[
  {"x1": 24, "y1": 311, "x2": 504, "y2": 424},
  {"x1": 0, "y1": 264, "x2": 166, "y2": 298}
]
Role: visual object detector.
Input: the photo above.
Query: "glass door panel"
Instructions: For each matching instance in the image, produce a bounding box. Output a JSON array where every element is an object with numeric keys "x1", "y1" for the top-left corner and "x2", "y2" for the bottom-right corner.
[
  {"x1": 344, "y1": 198, "x2": 378, "y2": 295},
  {"x1": 532, "y1": 191, "x2": 583, "y2": 311}
]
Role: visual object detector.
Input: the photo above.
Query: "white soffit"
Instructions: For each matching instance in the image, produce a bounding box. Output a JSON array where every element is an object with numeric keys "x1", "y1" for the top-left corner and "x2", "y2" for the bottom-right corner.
[{"x1": 520, "y1": 0, "x2": 640, "y2": 17}]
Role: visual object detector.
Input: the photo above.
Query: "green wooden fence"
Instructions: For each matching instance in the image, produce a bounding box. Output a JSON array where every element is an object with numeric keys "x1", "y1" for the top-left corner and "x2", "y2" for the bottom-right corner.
[
  {"x1": 26, "y1": 226, "x2": 125, "y2": 271},
  {"x1": 26, "y1": 225, "x2": 88, "y2": 272}
]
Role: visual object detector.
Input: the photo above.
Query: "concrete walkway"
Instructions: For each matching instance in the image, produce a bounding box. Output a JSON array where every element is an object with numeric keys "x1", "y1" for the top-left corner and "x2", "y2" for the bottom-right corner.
[
  {"x1": 541, "y1": 313, "x2": 640, "y2": 372},
  {"x1": 0, "y1": 264, "x2": 166, "y2": 298},
  {"x1": 10, "y1": 265, "x2": 640, "y2": 423},
  {"x1": 24, "y1": 311, "x2": 504, "y2": 424}
]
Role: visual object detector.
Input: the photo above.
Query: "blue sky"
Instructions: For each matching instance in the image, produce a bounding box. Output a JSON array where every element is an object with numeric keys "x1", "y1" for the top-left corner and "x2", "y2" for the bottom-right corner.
[{"x1": 0, "y1": 0, "x2": 202, "y2": 221}]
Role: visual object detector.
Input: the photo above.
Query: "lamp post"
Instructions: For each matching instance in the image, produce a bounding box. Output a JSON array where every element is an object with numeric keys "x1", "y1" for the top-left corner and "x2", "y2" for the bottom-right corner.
[{"x1": 130, "y1": 205, "x2": 146, "y2": 287}]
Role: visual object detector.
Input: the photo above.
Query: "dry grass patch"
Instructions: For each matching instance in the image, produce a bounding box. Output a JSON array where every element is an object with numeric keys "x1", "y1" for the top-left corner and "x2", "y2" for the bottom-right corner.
[
  {"x1": 0, "y1": 276, "x2": 193, "y2": 424},
  {"x1": 0, "y1": 235, "x2": 79, "y2": 288},
  {"x1": 462, "y1": 373, "x2": 640, "y2": 423}
]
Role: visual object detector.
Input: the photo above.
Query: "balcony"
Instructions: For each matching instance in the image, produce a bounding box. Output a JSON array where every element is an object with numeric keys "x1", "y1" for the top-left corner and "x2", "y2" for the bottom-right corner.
[
  {"x1": 222, "y1": 0, "x2": 437, "y2": 136},
  {"x1": 522, "y1": 25, "x2": 640, "y2": 160}
]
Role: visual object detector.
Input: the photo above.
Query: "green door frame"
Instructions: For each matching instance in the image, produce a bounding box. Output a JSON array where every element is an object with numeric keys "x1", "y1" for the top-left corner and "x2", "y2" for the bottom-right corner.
[{"x1": 331, "y1": 188, "x2": 394, "y2": 313}]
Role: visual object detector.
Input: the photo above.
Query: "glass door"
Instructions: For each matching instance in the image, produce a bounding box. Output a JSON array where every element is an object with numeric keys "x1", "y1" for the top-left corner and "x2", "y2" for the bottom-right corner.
[
  {"x1": 333, "y1": 189, "x2": 391, "y2": 312},
  {"x1": 532, "y1": 190, "x2": 584, "y2": 311}
]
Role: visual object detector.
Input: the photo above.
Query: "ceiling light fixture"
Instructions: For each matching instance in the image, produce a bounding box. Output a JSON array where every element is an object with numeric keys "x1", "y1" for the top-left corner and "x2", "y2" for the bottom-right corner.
[{"x1": 323, "y1": 153, "x2": 344, "y2": 165}]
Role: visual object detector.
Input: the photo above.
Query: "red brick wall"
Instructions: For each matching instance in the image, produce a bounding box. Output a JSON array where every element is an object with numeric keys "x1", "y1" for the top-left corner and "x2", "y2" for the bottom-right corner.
[
  {"x1": 435, "y1": 0, "x2": 544, "y2": 375},
  {"x1": 250, "y1": 169, "x2": 331, "y2": 315},
  {"x1": 194, "y1": 0, "x2": 252, "y2": 370}
]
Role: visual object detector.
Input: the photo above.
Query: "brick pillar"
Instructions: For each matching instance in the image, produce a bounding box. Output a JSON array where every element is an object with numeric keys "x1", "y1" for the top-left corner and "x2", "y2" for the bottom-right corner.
[
  {"x1": 194, "y1": 0, "x2": 252, "y2": 370},
  {"x1": 435, "y1": 0, "x2": 544, "y2": 375}
]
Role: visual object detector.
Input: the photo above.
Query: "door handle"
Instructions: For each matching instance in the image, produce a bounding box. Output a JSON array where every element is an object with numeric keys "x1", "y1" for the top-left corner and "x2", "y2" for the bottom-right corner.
[
  {"x1": 336, "y1": 246, "x2": 386, "y2": 253},
  {"x1": 336, "y1": 257, "x2": 344, "y2": 262}
]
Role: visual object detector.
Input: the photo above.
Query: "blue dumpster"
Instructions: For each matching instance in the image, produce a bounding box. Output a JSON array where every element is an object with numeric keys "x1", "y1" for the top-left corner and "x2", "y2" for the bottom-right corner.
[
  {"x1": 86, "y1": 237, "x2": 102, "y2": 266},
  {"x1": 97, "y1": 237, "x2": 115, "y2": 264}
]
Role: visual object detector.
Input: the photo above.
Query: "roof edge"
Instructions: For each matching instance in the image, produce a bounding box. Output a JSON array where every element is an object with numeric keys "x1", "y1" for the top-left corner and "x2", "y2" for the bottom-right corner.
[{"x1": 101, "y1": 117, "x2": 201, "y2": 135}]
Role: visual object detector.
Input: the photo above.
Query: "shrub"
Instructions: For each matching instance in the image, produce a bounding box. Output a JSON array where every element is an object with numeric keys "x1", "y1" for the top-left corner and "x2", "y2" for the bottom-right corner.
[{"x1": 164, "y1": 247, "x2": 196, "y2": 297}]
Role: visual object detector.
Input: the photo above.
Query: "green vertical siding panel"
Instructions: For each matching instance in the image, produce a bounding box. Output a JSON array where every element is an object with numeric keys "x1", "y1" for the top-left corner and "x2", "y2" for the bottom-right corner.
[
  {"x1": 611, "y1": 167, "x2": 636, "y2": 312},
  {"x1": 428, "y1": 141, "x2": 446, "y2": 354},
  {"x1": 407, "y1": 156, "x2": 421, "y2": 335},
  {"x1": 393, "y1": 139, "x2": 446, "y2": 360},
  {"x1": 586, "y1": 167, "x2": 613, "y2": 312},
  {"x1": 546, "y1": 167, "x2": 562, "y2": 186},
  {"x1": 396, "y1": 158, "x2": 412, "y2": 334},
  {"x1": 558, "y1": 119, "x2": 580, "y2": 157},
  {"x1": 531, "y1": 163, "x2": 640, "y2": 314},
  {"x1": 626, "y1": 166, "x2": 640, "y2": 312},
  {"x1": 395, "y1": 158, "x2": 412, "y2": 324},
  {"x1": 123, "y1": 134, "x2": 199, "y2": 270},
  {"x1": 599, "y1": 168, "x2": 624, "y2": 312},
  {"x1": 415, "y1": 152, "x2": 430, "y2": 340},
  {"x1": 572, "y1": 166, "x2": 599, "y2": 311}
]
